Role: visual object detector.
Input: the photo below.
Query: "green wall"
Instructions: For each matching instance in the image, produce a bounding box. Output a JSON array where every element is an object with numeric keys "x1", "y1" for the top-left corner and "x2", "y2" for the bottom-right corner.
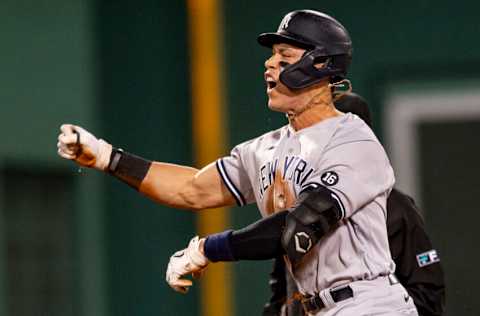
[
  {"x1": 420, "y1": 121, "x2": 480, "y2": 315},
  {"x1": 0, "y1": 0, "x2": 105, "y2": 315},
  {"x1": 0, "y1": 0, "x2": 95, "y2": 161},
  {"x1": 96, "y1": 1, "x2": 197, "y2": 315}
]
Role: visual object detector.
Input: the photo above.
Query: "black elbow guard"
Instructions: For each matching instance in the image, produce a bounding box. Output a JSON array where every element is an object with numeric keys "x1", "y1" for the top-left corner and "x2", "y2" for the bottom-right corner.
[{"x1": 281, "y1": 185, "x2": 344, "y2": 264}]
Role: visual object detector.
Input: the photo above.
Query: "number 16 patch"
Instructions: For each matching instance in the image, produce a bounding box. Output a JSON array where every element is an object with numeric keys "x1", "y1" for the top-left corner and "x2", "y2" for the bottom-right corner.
[{"x1": 321, "y1": 171, "x2": 339, "y2": 186}]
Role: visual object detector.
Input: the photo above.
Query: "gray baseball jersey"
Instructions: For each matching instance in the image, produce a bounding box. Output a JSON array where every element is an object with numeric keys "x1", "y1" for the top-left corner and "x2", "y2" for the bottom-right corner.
[{"x1": 216, "y1": 113, "x2": 396, "y2": 294}]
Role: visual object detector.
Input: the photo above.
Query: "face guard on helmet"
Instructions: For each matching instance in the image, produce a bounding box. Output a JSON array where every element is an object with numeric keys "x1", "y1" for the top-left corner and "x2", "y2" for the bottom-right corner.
[{"x1": 258, "y1": 10, "x2": 352, "y2": 90}]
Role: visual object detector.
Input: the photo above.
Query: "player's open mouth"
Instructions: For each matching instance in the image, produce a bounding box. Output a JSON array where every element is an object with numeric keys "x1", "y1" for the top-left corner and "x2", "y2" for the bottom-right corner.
[{"x1": 266, "y1": 78, "x2": 277, "y2": 89}]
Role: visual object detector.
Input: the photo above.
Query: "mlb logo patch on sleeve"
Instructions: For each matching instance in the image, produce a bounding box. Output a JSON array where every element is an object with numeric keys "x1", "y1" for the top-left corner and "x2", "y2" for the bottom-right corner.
[{"x1": 416, "y1": 250, "x2": 440, "y2": 267}]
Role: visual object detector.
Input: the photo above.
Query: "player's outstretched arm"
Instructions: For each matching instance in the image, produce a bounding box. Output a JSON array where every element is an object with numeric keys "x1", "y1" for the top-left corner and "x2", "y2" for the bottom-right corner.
[
  {"x1": 139, "y1": 161, "x2": 236, "y2": 210},
  {"x1": 57, "y1": 124, "x2": 236, "y2": 210}
]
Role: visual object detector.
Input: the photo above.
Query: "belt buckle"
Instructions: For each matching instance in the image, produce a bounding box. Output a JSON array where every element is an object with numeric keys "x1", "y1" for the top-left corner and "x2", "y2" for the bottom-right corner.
[
  {"x1": 388, "y1": 274, "x2": 399, "y2": 285},
  {"x1": 301, "y1": 284, "x2": 354, "y2": 314},
  {"x1": 330, "y1": 284, "x2": 349, "y2": 295},
  {"x1": 330, "y1": 284, "x2": 354, "y2": 303}
]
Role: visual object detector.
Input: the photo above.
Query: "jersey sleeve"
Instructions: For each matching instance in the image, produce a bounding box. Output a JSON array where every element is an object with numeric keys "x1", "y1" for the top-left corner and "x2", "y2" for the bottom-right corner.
[
  {"x1": 216, "y1": 144, "x2": 255, "y2": 206},
  {"x1": 301, "y1": 140, "x2": 395, "y2": 218}
]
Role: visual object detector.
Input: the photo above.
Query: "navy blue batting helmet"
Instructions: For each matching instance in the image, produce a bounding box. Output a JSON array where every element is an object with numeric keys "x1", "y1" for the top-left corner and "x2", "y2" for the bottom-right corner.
[{"x1": 258, "y1": 10, "x2": 352, "y2": 89}]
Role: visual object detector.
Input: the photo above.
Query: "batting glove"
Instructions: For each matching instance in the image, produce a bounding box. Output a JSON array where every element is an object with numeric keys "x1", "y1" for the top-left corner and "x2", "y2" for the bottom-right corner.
[
  {"x1": 57, "y1": 124, "x2": 112, "y2": 171},
  {"x1": 166, "y1": 236, "x2": 209, "y2": 294}
]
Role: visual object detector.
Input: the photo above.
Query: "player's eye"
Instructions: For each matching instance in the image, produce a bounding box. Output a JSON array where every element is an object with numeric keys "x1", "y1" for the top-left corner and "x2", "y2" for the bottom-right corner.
[{"x1": 279, "y1": 61, "x2": 290, "y2": 71}]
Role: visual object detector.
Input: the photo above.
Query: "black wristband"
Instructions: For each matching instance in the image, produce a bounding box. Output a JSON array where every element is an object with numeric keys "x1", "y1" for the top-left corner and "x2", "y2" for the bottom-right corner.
[{"x1": 107, "y1": 147, "x2": 152, "y2": 190}]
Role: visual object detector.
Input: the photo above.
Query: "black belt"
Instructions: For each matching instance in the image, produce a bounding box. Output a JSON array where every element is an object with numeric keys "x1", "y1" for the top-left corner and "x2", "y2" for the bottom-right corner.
[{"x1": 301, "y1": 285, "x2": 353, "y2": 313}]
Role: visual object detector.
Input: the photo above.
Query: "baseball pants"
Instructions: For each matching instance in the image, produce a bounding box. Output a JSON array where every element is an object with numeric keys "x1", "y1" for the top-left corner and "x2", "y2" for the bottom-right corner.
[{"x1": 312, "y1": 275, "x2": 418, "y2": 316}]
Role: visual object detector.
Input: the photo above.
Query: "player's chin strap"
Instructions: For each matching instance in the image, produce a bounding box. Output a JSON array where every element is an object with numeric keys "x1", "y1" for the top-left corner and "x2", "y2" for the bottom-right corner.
[{"x1": 285, "y1": 79, "x2": 352, "y2": 122}]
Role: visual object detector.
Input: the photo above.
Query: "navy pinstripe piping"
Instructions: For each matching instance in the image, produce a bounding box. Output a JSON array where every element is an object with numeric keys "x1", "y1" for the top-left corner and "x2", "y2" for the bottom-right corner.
[{"x1": 216, "y1": 159, "x2": 246, "y2": 206}]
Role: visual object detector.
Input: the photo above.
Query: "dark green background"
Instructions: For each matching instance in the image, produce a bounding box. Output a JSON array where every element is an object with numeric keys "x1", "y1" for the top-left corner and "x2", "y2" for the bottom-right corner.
[
  {"x1": 0, "y1": 0, "x2": 479, "y2": 315},
  {"x1": 420, "y1": 121, "x2": 480, "y2": 316}
]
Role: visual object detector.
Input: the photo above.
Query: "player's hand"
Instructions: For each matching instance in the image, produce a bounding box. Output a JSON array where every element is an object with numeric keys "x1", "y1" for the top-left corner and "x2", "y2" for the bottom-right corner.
[
  {"x1": 57, "y1": 124, "x2": 112, "y2": 171},
  {"x1": 166, "y1": 236, "x2": 209, "y2": 294}
]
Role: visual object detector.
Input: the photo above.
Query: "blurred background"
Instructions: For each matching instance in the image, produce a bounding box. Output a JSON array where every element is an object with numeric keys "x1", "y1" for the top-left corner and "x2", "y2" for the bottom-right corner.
[{"x1": 1, "y1": 0, "x2": 479, "y2": 315}]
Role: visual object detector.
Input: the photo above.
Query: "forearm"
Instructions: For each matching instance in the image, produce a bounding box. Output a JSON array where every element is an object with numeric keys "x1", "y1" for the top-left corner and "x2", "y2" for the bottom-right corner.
[
  {"x1": 139, "y1": 162, "x2": 217, "y2": 210},
  {"x1": 203, "y1": 211, "x2": 288, "y2": 261},
  {"x1": 108, "y1": 149, "x2": 234, "y2": 210}
]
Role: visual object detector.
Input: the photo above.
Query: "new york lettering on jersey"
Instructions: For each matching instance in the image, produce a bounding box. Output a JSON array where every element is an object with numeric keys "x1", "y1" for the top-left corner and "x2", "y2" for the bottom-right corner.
[
  {"x1": 258, "y1": 154, "x2": 317, "y2": 215},
  {"x1": 258, "y1": 156, "x2": 315, "y2": 198}
]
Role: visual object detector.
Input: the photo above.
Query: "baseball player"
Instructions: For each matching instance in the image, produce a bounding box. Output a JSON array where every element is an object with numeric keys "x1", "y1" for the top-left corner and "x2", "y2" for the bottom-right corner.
[
  {"x1": 56, "y1": 10, "x2": 418, "y2": 315},
  {"x1": 262, "y1": 93, "x2": 445, "y2": 316},
  {"x1": 164, "y1": 11, "x2": 418, "y2": 316}
]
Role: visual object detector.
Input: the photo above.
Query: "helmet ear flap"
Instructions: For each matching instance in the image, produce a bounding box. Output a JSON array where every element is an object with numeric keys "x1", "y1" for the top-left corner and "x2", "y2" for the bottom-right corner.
[
  {"x1": 279, "y1": 56, "x2": 316, "y2": 90},
  {"x1": 279, "y1": 49, "x2": 349, "y2": 90}
]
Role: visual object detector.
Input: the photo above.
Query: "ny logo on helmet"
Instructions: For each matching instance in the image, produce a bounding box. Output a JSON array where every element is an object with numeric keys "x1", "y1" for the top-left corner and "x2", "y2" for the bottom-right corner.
[{"x1": 278, "y1": 13, "x2": 293, "y2": 31}]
